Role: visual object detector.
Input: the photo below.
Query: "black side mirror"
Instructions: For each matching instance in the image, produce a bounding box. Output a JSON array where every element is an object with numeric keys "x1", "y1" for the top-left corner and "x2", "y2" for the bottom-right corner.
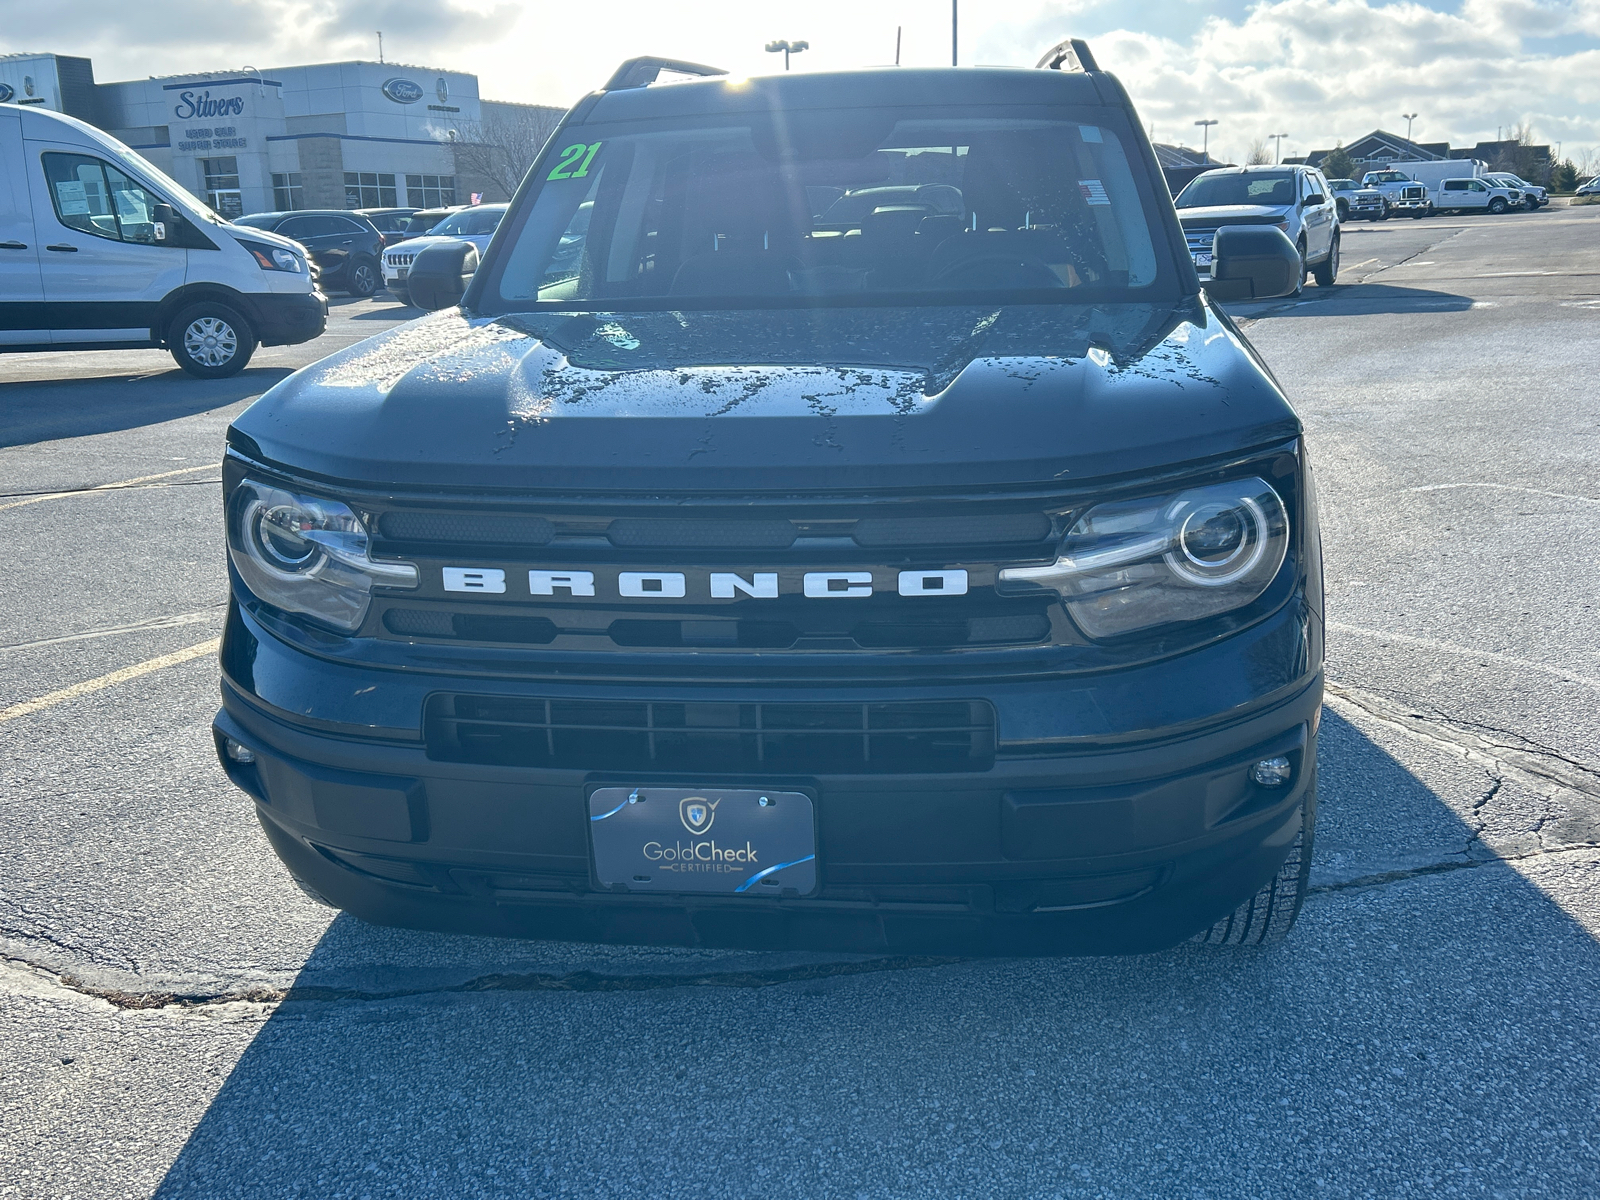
[
  {"x1": 407, "y1": 239, "x2": 479, "y2": 311},
  {"x1": 1304, "y1": 193, "x2": 1325, "y2": 207},
  {"x1": 1201, "y1": 226, "x2": 1302, "y2": 302}
]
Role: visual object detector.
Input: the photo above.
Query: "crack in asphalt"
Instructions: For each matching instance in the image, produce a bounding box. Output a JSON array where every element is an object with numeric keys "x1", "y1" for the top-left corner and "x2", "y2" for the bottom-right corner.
[
  {"x1": 1308, "y1": 843, "x2": 1600, "y2": 897},
  {"x1": 1325, "y1": 680, "x2": 1600, "y2": 802},
  {"x1": 2, "y1": 954, "x2": 966, "y2": 1013}
]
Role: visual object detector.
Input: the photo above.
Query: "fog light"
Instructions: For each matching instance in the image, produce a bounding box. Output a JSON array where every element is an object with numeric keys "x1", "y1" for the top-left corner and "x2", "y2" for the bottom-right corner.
[
  {"x1": 1251, "y1": 756, "x2": 1291, "y2": 787},
  {"x1": 224, "y1": 737, "x2": 256, "y2": 765}
]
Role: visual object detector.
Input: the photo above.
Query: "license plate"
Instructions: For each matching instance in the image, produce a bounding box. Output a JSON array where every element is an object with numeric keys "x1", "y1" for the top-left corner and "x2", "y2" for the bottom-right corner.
[
  {"x1": 1192, "y1": 252, "x2": 1213, "y2": 267},
  {"x1": 588, "y1": 786, "x2": 817, "y2": 896}
]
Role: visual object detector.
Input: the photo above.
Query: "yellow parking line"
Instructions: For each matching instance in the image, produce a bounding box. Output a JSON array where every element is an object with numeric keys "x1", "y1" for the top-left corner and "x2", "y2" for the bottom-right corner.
[
  {"x1": 0, "y1": 464, "x2": 218, "y2": 513},
  {"x1": 0, "y1": 637, "x2": 220, "y2": 725}
]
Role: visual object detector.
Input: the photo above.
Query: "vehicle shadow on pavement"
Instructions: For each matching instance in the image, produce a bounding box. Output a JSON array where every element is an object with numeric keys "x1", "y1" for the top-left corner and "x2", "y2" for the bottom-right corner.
[
  {"x1": 150, "y1": 708, "x2": 1600, "y2": 1198},
  {"x1": 0, "y1": 368, "x2": 293, "y2": 449},
  {"x1": 350, "y1": 304, "x2": 420, "y2": 321},
  {"x1": 1265, "y1": 283, "x2": 1476, "y2": 317}
]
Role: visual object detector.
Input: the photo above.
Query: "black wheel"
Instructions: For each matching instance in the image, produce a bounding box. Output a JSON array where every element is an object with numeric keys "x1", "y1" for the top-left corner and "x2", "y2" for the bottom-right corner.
[
  {"x1": 1311, "y1": 232, "x2": 1339, "y2": 287},
  {"x1": 167, "y1": 302, "x2": 257, "y2": 379},
  {"x1": 346, "y1": 256, "x2": 379, "y2": 297},
  {"x1": 1488, "y1": 197, "x2": 1508, "y2": 214},
  {"x1": 1194, "y1": 778, "x2": 1317, "y2": 946},
  {"x1": 1291, "y1": 238, "x2": 1307, "y2": 295}
]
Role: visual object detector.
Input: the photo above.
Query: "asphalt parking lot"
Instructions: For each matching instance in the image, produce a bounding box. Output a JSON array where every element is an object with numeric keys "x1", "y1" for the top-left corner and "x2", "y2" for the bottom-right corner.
[{"x1": 3, "y1": 204, "x2": 1599, "y2": 1198}]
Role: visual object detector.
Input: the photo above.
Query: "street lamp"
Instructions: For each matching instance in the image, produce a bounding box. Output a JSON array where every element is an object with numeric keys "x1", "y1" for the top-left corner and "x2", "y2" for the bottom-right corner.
[
  {"x1": 1195, "y1": 119, "x2": 1218, "y2": 159},
  {"x1": 1270, "y1": 132, "x2": 1289, "y2": 164},
  {"x1": 765, "y1": 39, "x2": 809, "y2": 70},
  {"x1": 1403, "y1": 112, "x2": 1418, "y2": 141}
]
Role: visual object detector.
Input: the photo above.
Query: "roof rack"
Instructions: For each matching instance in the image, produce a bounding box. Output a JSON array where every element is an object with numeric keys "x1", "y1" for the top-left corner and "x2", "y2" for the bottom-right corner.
[
  {"x1": 1035, "y1": 38, "x2": 1099, "y2": 73},
  {"x1": 602, "y1": 56, "x2": 728, "y2": 92}
]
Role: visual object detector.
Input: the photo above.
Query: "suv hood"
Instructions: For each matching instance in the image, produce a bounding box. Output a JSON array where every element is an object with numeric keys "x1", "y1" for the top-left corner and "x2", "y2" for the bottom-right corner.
[
  {"x1": 391, "y1": 233, "x2": 487, "y2": 255},
  {"x1": 1175, "y1": 205, "x2": 1289, "y2": 224},
  {"x1": 231, "y1": 302, "x2": 1300, "y2": 493}
]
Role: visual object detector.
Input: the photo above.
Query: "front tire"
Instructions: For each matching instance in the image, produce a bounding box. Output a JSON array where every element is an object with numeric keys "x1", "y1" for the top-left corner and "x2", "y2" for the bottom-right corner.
[
  {"x1": 1291, "y1": 238, "x2": 1307, "y2": 295},
  {"x1": 167, "y1": 302, "x2": 256, "y2": 379},
  {"x1": 1194, "y1": 782, "x2": 1317, "y2": 946},
  {"x1": 1312, "y1": 232, "x2": 1339, "y2": 287},
  {"x1": 1488, "y1": 197, "x2": 1508, "y2": 214},
  {"x1": 346, "y1": 256, "x2": 380, "y2": 297}
]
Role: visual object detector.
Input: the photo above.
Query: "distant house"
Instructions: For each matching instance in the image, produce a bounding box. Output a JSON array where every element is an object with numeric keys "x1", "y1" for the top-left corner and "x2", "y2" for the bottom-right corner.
[
  {"x1": 1301, "y1": 129, "x2": 1553, "y2": 180},
  {"x1": 1153, "y1": 143, "x2": 1228, "y2": 196}
]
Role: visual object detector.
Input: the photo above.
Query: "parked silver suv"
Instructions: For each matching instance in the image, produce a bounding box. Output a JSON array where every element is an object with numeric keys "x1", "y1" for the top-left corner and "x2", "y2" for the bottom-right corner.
[{"x1": 1174, "y1": 165, "x2": 1341, "y2": 292}]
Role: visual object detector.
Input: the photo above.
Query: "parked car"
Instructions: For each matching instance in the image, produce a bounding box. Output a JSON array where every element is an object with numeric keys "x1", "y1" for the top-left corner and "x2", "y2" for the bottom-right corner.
[
  {"x1": 214, "y1": 43, "x2": 1326, "y2": 956},
  {"x1": 1345, "y1": 186, "x2": 1389, "y2": 221},
  {"x1": 1174, "y1": 164, "x2": 1340, "y2": 290},
  {"x1": 382, "y1": 204, "x2": 507, "y2": 305},
  {"x1": 0, "y1": 104, "x2": 324, "y2": 377},
  {"x1": 397, "y1": 206, "x2": 465, "y2": 240},
  {"x1": 1433, "y1": 177, "x2": 1519, "y2": 214},
  {"x1": 1326, "y1": 178, "x2": 1358, "y2": 220},
  {"x1": 1483, "y1": 173, "x2": 1546, "y2": 210},
  {"x1": 233, "y1": 209, "x2": 386, "y2": 296},
  {"x1": 355, "y1": 206, "x2": 419, "y2": 247}
]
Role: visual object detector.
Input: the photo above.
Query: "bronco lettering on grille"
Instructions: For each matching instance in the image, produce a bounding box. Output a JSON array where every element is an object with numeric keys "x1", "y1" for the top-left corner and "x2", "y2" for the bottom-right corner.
[{"x1": 441, "y1": 568, "x2": 970, "y2": 599}]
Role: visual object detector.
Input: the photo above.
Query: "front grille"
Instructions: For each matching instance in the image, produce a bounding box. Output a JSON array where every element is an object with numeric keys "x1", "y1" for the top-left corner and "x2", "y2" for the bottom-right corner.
[
  {"x1": 424, "y1": 695, "x2": 997, "y2": 773},
  {"x1": 374, "y1": 510, "x2": 1055, "y2": 553}
]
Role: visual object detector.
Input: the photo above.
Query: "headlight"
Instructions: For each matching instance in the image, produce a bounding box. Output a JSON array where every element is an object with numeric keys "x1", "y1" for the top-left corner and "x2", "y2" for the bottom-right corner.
[
  {"x1": 997, "y1": 477, "x2": 1289, "y2": 639},
  {"x1": 227, "y1": 480, "x2": 416, "y2": 632},
  {"x1": 239, "y1": 239, "x2": 305, "y2": 273}
]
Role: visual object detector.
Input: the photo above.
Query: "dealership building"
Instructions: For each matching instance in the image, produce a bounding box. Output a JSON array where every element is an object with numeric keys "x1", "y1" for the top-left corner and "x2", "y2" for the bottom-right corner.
[{"x1": 0, "y1": 52, "x2": 559, "y2": 216}]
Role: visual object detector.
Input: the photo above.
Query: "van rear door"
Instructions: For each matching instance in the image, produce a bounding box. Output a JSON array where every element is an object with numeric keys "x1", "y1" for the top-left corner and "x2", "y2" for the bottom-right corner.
[
  {"x1": 26, "y1": 143, "x2": 186, "y2": 344},
  {"x1": 0, "y1": 108, "x2": 45, "y2": 346}
]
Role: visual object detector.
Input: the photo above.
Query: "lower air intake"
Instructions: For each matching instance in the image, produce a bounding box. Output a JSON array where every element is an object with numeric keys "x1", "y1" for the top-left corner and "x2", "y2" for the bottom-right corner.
[{"x1": 424, "y1": 696, "x2": 996, "y2": 774}]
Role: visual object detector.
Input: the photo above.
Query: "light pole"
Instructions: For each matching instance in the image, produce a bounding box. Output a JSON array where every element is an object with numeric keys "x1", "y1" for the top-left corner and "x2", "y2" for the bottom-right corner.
[
  {"x1": 1270, "y1": 132, "x2": 1289, "y2": 163},
  {"x1": 1195, "y1": 119, "x2": 1218, "y2": 160},
  {"x1": 1403, "y1": 112, "x2": 1418, "y2": 141},
  {"x1": 765, "y1": 39, "x2": 809, "y2": 70}
]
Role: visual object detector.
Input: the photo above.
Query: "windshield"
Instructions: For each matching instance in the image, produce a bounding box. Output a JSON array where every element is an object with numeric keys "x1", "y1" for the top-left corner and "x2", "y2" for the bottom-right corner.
[
  {"x1": 480, "y1": 107, "x2": 1166, "y2": 311},
  {"x1": 1327, "y1": 179, "x2": 1355, "y2": 191},
  {"x1": 429, "y1": 208, "x2": 505, "y2": 237},
  {"x1": 1175, "y1": 171, "x2": 1296, "y2": 208}
]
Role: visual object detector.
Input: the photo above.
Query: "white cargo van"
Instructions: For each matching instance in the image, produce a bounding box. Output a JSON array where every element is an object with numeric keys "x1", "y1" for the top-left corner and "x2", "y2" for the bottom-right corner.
[{"x1": 1, "y1": 104, "x2": 326, "y2": 378}]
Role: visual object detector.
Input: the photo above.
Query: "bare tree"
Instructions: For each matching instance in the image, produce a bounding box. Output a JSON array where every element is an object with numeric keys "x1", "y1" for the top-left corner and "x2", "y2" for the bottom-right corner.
[
  {"x1": 451, "y1": 104, "x2": 566, "y2": 201},
  {"x1": 1245, "y1": 138, "x2": 1273, "y2": 165}
]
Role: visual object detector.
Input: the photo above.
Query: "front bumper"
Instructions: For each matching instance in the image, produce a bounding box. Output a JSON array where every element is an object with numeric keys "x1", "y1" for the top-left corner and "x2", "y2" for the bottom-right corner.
[
  {"x1": 214, "y1": 595, "x2": 1324, "y2": 955},
  {"x1": 243, "y1": 291, "x2": 328, "y2": 347}
]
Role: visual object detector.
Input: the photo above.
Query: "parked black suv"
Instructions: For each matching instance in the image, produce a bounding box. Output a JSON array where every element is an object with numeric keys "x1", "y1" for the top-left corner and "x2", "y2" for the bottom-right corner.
[
  {"x1": 233, "y1": 209, "x2": 386, "y2": 296},
  {"x1": 355, "y1": 207, "x2": 420, "y2": 247},
  {"x1": 215, "y1": 43, "x2": 1320, "y2": 955}
]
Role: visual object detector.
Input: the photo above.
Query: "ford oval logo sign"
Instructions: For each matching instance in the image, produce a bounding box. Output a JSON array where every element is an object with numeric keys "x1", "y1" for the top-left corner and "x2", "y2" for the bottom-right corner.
[
  {"x1": 0, "y1": 83, "x2": 13, "y2": 104},
  {"x1": 382, "y1": 78, "x2": 424, "y2": 104}
]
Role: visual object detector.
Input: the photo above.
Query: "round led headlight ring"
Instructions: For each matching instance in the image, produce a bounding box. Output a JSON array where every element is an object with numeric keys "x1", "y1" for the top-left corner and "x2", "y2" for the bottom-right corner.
[
  {"x1": 251, "y1": 501, "x2": 321, "y2": 572},
  {"x1": 1163, "y1": 491, "x2": 1280, "y2": 587}
]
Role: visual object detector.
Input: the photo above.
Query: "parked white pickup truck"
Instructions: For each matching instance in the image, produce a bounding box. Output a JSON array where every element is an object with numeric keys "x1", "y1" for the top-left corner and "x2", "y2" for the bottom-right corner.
[{"x1": 1433, "y1": 177, "x2": 1520, "y2": 214}]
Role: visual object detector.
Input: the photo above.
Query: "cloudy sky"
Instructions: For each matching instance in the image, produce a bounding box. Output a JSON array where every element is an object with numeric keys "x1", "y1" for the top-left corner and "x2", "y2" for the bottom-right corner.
[{"x1": 4, "y1": 0, "x2": 1597, "y2": 162}]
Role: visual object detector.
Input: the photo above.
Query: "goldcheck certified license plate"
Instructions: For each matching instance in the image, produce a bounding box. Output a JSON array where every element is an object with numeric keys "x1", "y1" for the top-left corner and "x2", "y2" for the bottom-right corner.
[{"x1": 588, "y1": 786, "x2": 817, "y2": 896}]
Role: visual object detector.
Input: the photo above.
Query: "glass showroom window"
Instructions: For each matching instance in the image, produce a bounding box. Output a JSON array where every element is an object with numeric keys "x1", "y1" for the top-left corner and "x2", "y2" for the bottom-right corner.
[
  {"x1": 272, "y1": 172, "x2": 304, "y2": 211},
  {"x1": 406, "y1": 174, "x2": 456, "y2": 207},
  {"x1": 202, "y1": 157, "x2": 243, "y2": 219},
  {"x1": 344, "y1": 171, "x2": 397, "y2": 208}
]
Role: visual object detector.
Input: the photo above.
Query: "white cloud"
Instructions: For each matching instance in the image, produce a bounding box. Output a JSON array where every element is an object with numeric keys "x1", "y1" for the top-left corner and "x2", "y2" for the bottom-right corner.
[{"x1": 4, "y1": 0, "x2": 1595, "y2": 160}]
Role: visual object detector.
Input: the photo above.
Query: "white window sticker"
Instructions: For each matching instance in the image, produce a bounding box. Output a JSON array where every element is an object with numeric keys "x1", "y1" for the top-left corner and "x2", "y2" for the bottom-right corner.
[
  {"x1": 442, "y1": 567, "x2": 505, "y2": 593},
  {"x1": 55, "y1": 180, "x2": 90, "y2": 216},
  {"x1": 528, "y1": 570, "x2": 596, "y2": 596},
  {"x1": 1078, "y1": 179, "x2": 1111, "y2": 206},
  {"x1": 1079, "y1": 125, "x2": 1104, "y2": 144}
]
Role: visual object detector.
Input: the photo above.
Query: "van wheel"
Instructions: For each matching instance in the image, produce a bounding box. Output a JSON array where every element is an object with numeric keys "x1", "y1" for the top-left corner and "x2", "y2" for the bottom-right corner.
[
  {"x1": 1488, "y1": 197, "x2": 1508, "y2": 214},
  {"x1": 346, "y1": 256, "x2": 379, "y2": 297},
  {"x1": 168, "y1": 302, "x2": 256, "y2": 379},
  {"x1": 1194, "y1": 781, "x2": 1317, "y2": 947},
  {"x1": 1312, "y1": 233, "x2": 1339, "y2": 287}
]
